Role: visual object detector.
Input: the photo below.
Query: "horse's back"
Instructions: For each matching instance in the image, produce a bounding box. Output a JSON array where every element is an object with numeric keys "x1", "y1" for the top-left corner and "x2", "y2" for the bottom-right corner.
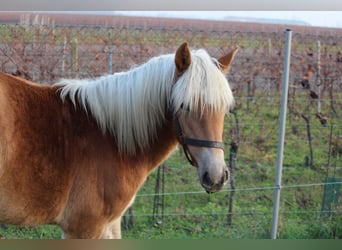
[{"x1": 0, "y1": 72, "x2": 72, "y2": 224}]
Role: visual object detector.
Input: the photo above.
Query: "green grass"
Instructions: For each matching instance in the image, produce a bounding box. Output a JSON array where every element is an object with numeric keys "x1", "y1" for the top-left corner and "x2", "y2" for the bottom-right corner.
[{"x1": 0, "y1": 225, "x2": 61, "y2": 239}]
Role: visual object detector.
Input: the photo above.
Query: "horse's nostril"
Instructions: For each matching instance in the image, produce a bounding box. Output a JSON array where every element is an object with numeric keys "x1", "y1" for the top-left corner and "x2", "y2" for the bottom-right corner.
[
  {"x1": 202, "y1": 169, "x2": 229, "y2": 191},
  {"x1": 220, "y1": 175, "x2": 224, "y2": 185},
  {"x1": 219, "y1": 169, "x2": 229, "y2": 186},
  {"x1": 224, "y1": 169, "x2": 230, "y2": 182},
  {"x1": 202, "y1": 171, "x2": 213, "y2": 187}
]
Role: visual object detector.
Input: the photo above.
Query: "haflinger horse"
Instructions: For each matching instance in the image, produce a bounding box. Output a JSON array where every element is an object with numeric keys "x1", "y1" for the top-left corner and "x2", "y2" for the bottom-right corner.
[{"x1": 0, "y1": 42, "x2": 237, "y2": 239}]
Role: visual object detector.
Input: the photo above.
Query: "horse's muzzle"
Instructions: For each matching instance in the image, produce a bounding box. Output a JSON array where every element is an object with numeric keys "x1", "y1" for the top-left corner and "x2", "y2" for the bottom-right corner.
[{"x1": 201, "y1": 168, "x2": 230, "y2": 194}]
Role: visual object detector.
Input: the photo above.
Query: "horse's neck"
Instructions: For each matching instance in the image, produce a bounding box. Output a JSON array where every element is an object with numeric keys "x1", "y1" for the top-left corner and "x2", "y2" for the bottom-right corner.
[{"x1": 142, "y1": 112, "x2": 179, "y2": 171}]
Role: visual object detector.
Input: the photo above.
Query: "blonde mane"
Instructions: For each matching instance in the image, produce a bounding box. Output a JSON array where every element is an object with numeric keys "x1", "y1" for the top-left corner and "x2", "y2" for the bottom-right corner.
[{"x1": 58, "y1": 49, "x2": 234, "y2": 155}]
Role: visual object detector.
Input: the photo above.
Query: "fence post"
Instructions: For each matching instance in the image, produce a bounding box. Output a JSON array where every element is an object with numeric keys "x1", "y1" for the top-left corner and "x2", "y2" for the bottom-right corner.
[
  {"x1": 70, "y1": 38, "x2": 78, "y2": 78},
  {"x1": 317, "y1": 40, "x2": 321, "y2": 113},
  {"x1": 108, "y1": 48, "x2": 113, "y2": 75},
  {"x1": 151, "y1": 165, "x2": 165, "y2": 225},
  {"x1": 227, "y1": 141, "x2": 238, "y2": 226},
  {"x1": 62, "y1": 36, "x2": 67, "y2": 77},
  {"x1": 267, "y1": 37, "x2": 272, "y2": 101},
  {"x1": 271, "y1": 29, "x2": 292, "y2": 239}
]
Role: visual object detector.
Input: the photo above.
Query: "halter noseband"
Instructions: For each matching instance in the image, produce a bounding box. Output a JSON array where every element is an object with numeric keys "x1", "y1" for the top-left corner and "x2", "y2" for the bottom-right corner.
[{"x1": 174, "y1": 114, "x2": 225, "y2": 166}]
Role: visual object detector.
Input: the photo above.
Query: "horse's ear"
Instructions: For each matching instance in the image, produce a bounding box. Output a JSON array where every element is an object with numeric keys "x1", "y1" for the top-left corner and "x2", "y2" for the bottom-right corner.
[
  {"x1": 217, "y1": 47, "x2": 239, "y2": 74},
  {"x1": 175, "y1": 42, "x2": 192, "y2": 76}
]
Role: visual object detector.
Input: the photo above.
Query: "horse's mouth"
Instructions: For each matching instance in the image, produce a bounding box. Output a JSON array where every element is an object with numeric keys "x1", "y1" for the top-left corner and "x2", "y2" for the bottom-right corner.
[{"x1": 202, "y1": 183, "x2": 224, "y2": 194}]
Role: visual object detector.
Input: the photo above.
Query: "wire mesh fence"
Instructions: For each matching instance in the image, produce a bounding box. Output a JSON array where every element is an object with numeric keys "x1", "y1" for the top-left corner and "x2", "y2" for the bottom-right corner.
[{"x1": 0, "y1": 19, "x2": 341, "y2": 238}]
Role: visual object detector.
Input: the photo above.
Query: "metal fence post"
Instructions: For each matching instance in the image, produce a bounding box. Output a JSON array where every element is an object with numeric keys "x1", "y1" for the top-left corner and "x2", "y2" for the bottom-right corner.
[
  {"x1": 108, "y1": 48, "x2": 113, "y2": 75},
  {"x1": 62, "y1": 36, "x2": 67, "y2": 77},
  {"x1": 271, "y1": 29, "x2": 292, "y2": 239},
  {"x1": 317, "y1": 40, "x2": 321, "y2": 113}
]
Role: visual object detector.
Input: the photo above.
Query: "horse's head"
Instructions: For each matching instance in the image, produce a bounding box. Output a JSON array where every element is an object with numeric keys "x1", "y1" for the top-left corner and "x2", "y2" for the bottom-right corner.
[{"x1": 172, "y1": 42, "x2": 238, "y2": 193}]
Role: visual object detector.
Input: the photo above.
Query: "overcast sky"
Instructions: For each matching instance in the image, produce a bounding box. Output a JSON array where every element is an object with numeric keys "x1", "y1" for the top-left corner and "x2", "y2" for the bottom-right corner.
[{"x1": 115, "y1": 11, "x2": 342, "y2": 28}]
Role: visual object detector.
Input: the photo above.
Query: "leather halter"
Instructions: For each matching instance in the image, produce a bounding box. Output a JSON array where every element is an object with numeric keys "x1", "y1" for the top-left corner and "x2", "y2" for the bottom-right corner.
[{"x1": 174, "y1": 114, "x2": 225, "y2": 166}]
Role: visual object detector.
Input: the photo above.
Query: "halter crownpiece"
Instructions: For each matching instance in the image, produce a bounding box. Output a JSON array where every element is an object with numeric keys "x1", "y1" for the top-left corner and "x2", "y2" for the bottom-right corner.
[{"x1": 174, "y1": 114, "x2": 225, "y2": 166}]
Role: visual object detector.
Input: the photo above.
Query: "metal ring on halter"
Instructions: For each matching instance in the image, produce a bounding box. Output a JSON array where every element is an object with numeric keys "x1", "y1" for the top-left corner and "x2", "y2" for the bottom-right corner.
[{"x1": 174, "y1": 114, "x2": 225, "y2": 166}]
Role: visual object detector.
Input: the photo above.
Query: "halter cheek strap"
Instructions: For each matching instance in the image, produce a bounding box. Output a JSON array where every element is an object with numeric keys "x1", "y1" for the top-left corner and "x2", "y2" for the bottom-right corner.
[{"x1": 174, "y1": 115, "x2": 225, "y2": 166}]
